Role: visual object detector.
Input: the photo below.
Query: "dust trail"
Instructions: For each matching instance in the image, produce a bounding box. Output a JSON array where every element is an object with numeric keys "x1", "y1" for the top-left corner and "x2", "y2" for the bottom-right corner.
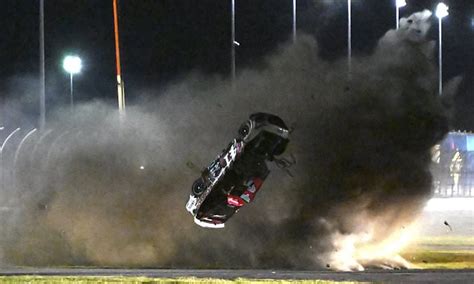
[{"x1": 0, "y1": 10, "x2": 460, "y2": 269}]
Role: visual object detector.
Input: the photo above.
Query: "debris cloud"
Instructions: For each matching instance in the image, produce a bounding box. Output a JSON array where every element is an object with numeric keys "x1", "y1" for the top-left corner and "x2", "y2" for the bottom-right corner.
[{"x1": 0, "y1": 10, "x2": 460, "y2": 269}]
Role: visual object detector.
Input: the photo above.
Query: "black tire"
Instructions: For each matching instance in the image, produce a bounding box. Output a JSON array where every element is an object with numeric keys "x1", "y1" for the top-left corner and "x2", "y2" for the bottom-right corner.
[
  {"x1": 238, "y1": 121, "x2": 252, "y2": 140},
  {"x1": 192, "y1": 178, "x2": 207, "y2": 196}
]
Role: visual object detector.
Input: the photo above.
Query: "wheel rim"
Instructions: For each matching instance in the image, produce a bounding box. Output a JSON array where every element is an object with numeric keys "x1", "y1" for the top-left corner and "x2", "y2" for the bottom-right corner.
[
  {"x1": 238, "y1": 121, "x2": 251, "y2": 140},
  {"x1": 192, "y1": 179, "x2": 206, "y2": 196}
]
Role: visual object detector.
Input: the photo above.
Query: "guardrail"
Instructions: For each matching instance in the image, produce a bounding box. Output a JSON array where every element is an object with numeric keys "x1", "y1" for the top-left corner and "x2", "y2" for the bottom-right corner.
[{"x1": 433, "y1": 172, "x2": 474, "y2": 197}]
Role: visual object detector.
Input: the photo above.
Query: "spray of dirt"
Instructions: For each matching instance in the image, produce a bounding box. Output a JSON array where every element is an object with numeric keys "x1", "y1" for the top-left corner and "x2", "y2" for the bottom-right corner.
[{"x1": 0, "y1": 10, "x2": 461, "y2": 269}]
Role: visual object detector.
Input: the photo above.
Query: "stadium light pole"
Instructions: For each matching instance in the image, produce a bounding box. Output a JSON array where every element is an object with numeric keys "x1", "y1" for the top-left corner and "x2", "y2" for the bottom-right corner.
[
  {"x1": 347, "y1": 0, "x2": 352, "y2": 79},
  {"x1": 231, "y1": 0, "x2": 238, "y2": 84},
  {"x1": 436, "y1": 2, "x2": 449, "y2": 96},
  {"x1": 39, "y1": 0, "x2": 45, "y2": 130},
  {"x1": 292, "y1": 0, "x2": 297, "y2": 42},
  {"x1": 63, "y1": 55, "x2": 82, "y2": 110},
  {"x1": 113, "y1": 0, "x2": 126, "y2": 113},
  {"x1": 396, "y1": 0, "x2": 407, "y2": 30}
]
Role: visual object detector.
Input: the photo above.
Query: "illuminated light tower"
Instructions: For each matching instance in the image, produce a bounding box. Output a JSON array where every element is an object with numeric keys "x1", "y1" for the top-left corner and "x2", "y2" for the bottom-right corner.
[
  {"x1": 113, "y1": 0, "x2": 126, "y2": 112},
  {"x1": 436, "y1": 2, "x2": 449, "y2": 96},
  {"x1": 62, "y1": 55, "x2": 82, "y2": 109},
  {"x1": 396, "y1": 0, "x2": 407, "y2": 30}
]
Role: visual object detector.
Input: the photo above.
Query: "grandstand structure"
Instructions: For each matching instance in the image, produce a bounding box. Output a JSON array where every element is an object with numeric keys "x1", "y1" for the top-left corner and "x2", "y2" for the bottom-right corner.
[{"x1": 432, "y1": 131, "x2": 474, "y2": 197}]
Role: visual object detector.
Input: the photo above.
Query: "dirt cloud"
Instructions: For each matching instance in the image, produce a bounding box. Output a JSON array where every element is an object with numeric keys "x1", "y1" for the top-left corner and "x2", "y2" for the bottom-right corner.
[{"x1": 0, "y1": 10, "x2": 460, "y2": 269}]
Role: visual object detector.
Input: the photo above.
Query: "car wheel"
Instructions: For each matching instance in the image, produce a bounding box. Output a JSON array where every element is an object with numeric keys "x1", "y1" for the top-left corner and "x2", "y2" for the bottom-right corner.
[
  {"x1": 238, "y1": 120, "x2": 252, "y2": 140},
  {"x1": 192, "y1": 178, "x2": 207, "y2": 196}
]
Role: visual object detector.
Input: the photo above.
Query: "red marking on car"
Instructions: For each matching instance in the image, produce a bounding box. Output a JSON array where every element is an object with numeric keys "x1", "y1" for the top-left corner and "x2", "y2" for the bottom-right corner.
[
  {"x1": 227, "y1": 195, "x2": 245, "y2": 207},
  {"x1": 241, "y1": 177, "x2": 265, "y2": 203},
  {"x1": 253, "y1": 177, "x2": 263, "y2": 189}
]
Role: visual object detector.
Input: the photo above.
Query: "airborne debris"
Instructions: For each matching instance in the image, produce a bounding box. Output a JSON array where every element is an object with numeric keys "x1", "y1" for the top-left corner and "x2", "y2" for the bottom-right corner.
[
  {"x1": 444, "y1": 220, "x2": 453, "y2": 231},
  {"x1": 274, "y1": 154, "x2": 296, "y2": 177}
]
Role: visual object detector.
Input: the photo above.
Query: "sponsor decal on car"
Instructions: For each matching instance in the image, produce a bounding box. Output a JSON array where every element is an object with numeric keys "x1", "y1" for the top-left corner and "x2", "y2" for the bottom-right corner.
[
  {"x1": 227, "y1": 195, "x2": 245, "y2": 207},
  {"x1": 240, "y1": 193, "x2": 251, "y2": 203}
]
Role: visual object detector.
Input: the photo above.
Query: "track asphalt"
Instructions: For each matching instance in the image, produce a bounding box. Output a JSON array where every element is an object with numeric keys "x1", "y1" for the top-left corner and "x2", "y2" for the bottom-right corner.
[{"x1": 0, "y1": 268, "x2": 474, "y2": 283}]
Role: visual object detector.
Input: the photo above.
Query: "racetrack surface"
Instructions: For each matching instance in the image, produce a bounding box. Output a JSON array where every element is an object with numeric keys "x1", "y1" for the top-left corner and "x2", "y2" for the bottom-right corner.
[{"x1": 0, "y1": 268, "x2": 474, "y2": 283}]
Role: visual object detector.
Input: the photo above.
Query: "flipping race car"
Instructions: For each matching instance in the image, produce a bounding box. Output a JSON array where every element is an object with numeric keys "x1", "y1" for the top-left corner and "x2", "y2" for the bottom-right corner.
[{"x1": 185, "y1": 113, "x2": 290, "y2": 228}]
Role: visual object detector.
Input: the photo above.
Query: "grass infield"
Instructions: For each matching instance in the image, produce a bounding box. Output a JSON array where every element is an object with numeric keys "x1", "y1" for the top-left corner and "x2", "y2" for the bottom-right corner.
[
  {"x1": 402, "y1": 235, "x2": 474, "y2": 269},
  {"x1": 0, "y1": 277, "x2": 358, "y2": 284}
]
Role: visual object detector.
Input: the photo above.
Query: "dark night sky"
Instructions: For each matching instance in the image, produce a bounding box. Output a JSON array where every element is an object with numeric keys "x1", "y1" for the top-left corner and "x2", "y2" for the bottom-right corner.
[{"x1": 1, "y1": 0, "x2": 473, "y2": 129}]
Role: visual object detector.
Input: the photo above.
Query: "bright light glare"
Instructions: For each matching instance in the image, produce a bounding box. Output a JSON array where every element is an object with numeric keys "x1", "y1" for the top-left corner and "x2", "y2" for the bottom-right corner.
[
  {"x1": 396, "y1": 0, "x2": 407, "y2": 8},
  {"x1": 424, "y1": 198, "x2": 474, "y2": 211},
  {"x1": 435, "y1": 3, "x2": 449, "y2": 19},
  {"x1": 63, "y1": 55, "x2": 82, "y2": 74},
  {"x1": 140, "y1": 165, "x2": 145, "y2": 170}
]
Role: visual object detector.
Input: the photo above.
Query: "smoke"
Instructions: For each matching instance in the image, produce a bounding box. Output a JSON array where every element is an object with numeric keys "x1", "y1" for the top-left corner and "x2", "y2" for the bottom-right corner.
[{"x1": 0, "y1": 10, "x2": 460, "y2": 269}]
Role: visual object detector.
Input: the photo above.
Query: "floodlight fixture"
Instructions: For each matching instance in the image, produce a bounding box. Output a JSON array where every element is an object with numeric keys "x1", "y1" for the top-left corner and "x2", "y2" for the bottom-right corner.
[
  {"x1": 63, "y1": 55, "x2": 82, "y2": 74},
  {"x1": 435, "y1": 2, "x2": 449, "y2": 19},
  {"x1": 396, "y1": 0, "x2": 407, "y2": 8},
  {"x1": 62, "y1": 55, "x2": 82, "y2": 109}
]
